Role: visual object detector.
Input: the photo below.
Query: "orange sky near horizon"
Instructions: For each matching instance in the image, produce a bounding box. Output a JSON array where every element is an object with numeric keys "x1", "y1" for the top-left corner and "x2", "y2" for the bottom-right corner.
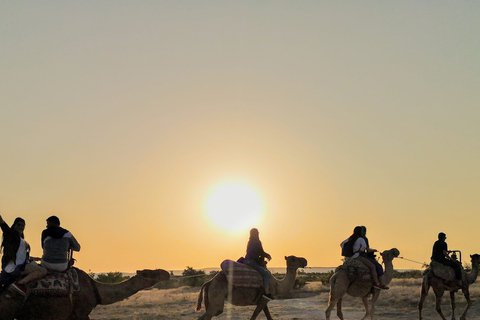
[{"x1": 1, "y1": 2, "x2": 479, "y2": 274}]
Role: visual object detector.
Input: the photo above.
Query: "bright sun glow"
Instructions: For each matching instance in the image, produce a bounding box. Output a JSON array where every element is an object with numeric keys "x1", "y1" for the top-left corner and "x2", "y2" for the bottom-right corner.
[{"x1": 206, "y1": 183, "x2": 264, "y2": 233}]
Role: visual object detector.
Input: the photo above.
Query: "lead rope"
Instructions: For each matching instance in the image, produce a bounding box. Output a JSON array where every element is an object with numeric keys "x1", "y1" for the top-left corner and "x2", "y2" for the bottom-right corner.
[{"x1": 398, "y1": 256, "x2": 426, "y2": 266}]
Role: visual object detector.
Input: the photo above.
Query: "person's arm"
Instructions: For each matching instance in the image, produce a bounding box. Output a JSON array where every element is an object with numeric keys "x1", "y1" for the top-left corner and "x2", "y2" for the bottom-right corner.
[
  {"x1": 263, "y1": 251, "x2": 272, "y2": 261},
  {"x1": 363, "y1": 237, "x2": 377, "y2": 253},
  {"x1": 443, "y1": 242, "x2": 449, "y2": 258},
  {"x1": 0, "y1": 214, "x2": 10, "y2": 233},
  {"x1": 258, "y1": 241, "x2": 271, "y2": 261},
  {"x1": 68, "y1": 233, "x2": 81, "y2": 252}
]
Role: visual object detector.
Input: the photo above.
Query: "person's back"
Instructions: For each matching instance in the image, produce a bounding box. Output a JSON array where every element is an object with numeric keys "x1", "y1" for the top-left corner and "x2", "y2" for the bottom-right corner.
[
  {"x1": 431, "y1": 238, "x2": 448, "y2": 262},
  {"x1": 41, "y1": 216, "x2": 80, "y2": 272},
  {"x1": 430, "y1": 232, "x2": 462, "y2": 285}
]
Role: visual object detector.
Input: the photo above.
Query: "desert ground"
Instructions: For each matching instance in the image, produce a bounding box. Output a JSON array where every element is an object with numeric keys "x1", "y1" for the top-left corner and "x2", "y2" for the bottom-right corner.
[{"x1": 90, "y1": 279, "x2": 480, "y2": 320}]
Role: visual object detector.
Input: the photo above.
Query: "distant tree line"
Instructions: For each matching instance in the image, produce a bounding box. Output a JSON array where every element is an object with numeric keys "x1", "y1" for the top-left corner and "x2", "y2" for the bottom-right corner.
[{"x1": 90, "y1": 267, "x2": 426, "y2": 286}]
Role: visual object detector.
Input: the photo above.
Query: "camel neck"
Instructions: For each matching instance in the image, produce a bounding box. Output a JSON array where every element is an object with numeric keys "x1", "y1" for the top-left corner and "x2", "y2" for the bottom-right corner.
[
  {"x1": 466, "y1": 261, "x2": 479, "y2": 284},
  {"x1": 273, "y1": 267, "x2": 298, "y2": 295},
  {"x1": 383, "y1": 260, "x2": 395, "y2": 285}
]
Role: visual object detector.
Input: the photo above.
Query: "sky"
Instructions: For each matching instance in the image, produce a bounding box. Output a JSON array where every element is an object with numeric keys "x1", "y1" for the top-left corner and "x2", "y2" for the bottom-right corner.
[{"x1": 1, "y1": 1, "x2": 479, "y2": 273}]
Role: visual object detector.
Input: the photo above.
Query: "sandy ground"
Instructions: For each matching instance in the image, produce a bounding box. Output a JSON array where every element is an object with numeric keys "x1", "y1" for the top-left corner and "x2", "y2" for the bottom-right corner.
[{"x1": 90, "y1": 280, "x2": 480, "y2": 319}]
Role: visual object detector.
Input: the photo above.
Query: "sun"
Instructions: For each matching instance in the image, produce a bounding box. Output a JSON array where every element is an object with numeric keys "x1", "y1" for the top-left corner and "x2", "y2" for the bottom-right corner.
[{"x1": 205, "y1": 182, "x2": 264, "y2": 233}]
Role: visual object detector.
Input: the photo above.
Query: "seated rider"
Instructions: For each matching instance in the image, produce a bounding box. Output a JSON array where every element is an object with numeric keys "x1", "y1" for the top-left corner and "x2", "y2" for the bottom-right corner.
[
  {"x1": 243, "y1": 228, "x2": 273, "y2": 299},
  {"x1": 40, "y1": 216, "x2": 81, "y2": 272},
  {"x1": 340, "y1": 226, "x2": 388, "y2": 290},
  {"x1": 361, "y1": 226, "x2": 389, "y2": 289},
  {"x1": 431, "y1": 232, "x2": 462, "y2": 286},
  {"x1": 0, "y1": 214, "x2": 47, "y2": 296}
]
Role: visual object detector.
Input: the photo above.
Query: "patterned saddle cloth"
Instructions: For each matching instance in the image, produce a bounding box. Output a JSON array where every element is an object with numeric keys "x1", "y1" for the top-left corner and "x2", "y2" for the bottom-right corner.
[
  {"x1": 336, "y1": 258, "x2": 372, "y2": 280},
  {"x1": 220, "y1": 260, "x2": 263, "y2": 288},
  {"x1": 27, "y1": 268, "x2": 80, "y2": 296},
  {"x1": 429, "y1": 260, "x2": 462, "y2": 281}
]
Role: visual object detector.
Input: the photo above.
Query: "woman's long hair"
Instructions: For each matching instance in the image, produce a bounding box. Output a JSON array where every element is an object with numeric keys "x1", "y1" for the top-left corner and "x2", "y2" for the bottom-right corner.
[
  {"x1": 1, "y1": 217, "x2": 25, "y2": 265},
  {"x1": 348, "y1": 226, "x2": 363, "y2": 243},
  {"x1": 249, "y1": 228, "x2": 260, "y2": 240},
  {"x1": 11, "y1": 217, "x2": 25, "y2": 239}
]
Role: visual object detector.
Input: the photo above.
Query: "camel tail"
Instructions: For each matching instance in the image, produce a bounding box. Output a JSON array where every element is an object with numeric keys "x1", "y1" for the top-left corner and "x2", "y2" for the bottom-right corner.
[{"x1": 195, "y1": 281, "x2": 210, "y2": 312}]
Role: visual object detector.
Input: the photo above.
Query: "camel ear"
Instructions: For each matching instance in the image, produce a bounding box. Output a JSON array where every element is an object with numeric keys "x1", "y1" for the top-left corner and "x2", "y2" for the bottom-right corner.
[{"x1": 285, "y1": 256, "x2": 287, "y2": 260}]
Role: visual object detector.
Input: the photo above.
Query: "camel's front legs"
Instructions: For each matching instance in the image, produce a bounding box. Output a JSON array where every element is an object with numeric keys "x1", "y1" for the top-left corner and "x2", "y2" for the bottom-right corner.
[
  {"x1": 336, "y1": 298, "x2": 344, "y2": 320},
  {"x1": 433, "y1": 292, "x2": 448, "y2": 320},
  {"x1": 263, "y1": 305, "x2": 273, "y2": 320},
  {"x1": 250, "y1": 297, "x2": 270, "y2": 320},
  {"x1": 360, "y1": 296, "x2": 373, "y2": 320},
  {"x1": 450, "y1": 291, "x2": 456, "y2": 320},
  {"x1": 459, "y1": 288, "x2": 471, "y2": 320}
]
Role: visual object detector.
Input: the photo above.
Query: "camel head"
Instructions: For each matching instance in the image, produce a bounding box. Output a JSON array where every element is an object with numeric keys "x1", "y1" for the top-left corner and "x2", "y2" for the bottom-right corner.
[
  {"x1": 135, "y1": 269, "x2": 170, "y2": 282},
  {"x1": 470, "y1": 254, "x2": 480, "y2": 265},
  {"x1": 285, "y1": 255, "x2": 308, "y2": 269},
  {"x1": 380, "y1": 248, "x2": 400, "y2": 262}
]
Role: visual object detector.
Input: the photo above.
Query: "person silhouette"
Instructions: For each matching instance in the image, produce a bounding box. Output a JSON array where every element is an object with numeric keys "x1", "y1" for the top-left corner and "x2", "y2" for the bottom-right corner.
[{"x1": 243, "y1": 228, "x2": 273, "y2": 299}]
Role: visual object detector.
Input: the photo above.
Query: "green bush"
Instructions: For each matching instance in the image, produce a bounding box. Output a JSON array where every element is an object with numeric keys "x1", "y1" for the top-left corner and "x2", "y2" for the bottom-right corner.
[
  {"x1": 296, "y1": 270, "x2": 334, "y2": 285},
  {"x1": 180, "y1": 266, "x2": 207, "y2": 287},
  {"x1": 96, "y1": 272, "x2": 130, "y2": 283},
  {"x1": 392, "y1": 269, "x2": 423, "y2": 279}
]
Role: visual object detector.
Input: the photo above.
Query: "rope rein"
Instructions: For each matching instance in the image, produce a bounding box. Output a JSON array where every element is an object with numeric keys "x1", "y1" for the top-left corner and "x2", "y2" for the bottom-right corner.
[{"x1": 398, "y1": 256, "x2": 425, "y2": 265}]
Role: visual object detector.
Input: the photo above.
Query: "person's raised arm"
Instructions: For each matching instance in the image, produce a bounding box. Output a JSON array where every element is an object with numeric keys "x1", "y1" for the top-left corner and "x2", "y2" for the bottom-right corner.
[{"x1": 0, "y1": 214, "x2": 9, "y2": 232}]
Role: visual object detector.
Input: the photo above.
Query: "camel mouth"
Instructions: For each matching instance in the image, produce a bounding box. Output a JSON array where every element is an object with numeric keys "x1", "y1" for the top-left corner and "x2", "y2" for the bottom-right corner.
[{"x1": 300, "y1": 258, "x2": 308, "y2": 268}]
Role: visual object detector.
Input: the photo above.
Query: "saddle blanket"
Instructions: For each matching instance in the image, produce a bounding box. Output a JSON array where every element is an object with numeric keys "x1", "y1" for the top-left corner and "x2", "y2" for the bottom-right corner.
[
  {"x1": 220, "y1": 260, "x2": 263, "y2": 288},
  {"x1": 430, "y1": 260, "x2": 458, "y2": 281},
  {"x1": 336, "y1": 258, "x2": 372, "y2": 280},
  {"x1": 27, "y1": 268, "x2": 80, "y2": 296}
]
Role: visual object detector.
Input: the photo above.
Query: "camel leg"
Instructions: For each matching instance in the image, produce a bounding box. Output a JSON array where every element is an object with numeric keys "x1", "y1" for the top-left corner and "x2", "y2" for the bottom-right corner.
[
  {"x1": 368, "y1": 289, "x2": 381, "y2": 320},
  {"x1": 360, "y1": 296, "x2": 372, "y2": 320},
  {"x1": 336, "y1": 298, "x2": 344, "y2": 320},
  {"x1": 326, "y1": 273, "x2": 347, "y2": 320},
  {"x1": 432, "y1": 285, "x2": 447, "y2": 320},
  {"x1": 326, "y1": 297, "x2": 344, "y2": 320},
  {"x1": 263, "y1": 305, "x2": 273, "y2": 320},
  {"x1": 250, "y1": 297, "x2": 269, "y2": 320},
  {"x1": 459, "y1": 288, "x2": 471, "y2": 320},
  {"x1": 325, "y1": 298, "x2": 335, "y2": 320},
  {"x1": 196, "y1": 292, "x2": 225, "y2": 320},
  {"x1": 418, "y1": 277, "x2": 430, "y2": 320},
  {"x1": 450, "y1": 291, "x2": 456, "y2": 320}
]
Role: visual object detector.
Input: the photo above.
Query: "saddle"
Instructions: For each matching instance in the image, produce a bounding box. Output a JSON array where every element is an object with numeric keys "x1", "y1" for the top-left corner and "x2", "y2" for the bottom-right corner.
[
  {"x1": 26, "y1": 268, "x2": 80, "y2": 296},
  {"x1": 429, "y1": 260, "x2": 461, "y2": 281},
  {"x1": 220, "y1": 260, "x2": 263, "y2": 288},
  {"x1": 336, "y1": 258, "x2": 372, "y2": 281}
]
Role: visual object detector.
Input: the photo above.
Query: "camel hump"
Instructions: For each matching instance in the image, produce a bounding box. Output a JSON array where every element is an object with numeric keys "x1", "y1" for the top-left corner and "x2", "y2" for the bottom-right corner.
[
  {"x1": 220, "y1": 260, "x2": 263, "y2": 288},
  {"x1": 336, "y1": 258, "x2": 372, "y2": 281},
  {"x1": 430, "y1": 260, "x2": 458, "y2": 281}
]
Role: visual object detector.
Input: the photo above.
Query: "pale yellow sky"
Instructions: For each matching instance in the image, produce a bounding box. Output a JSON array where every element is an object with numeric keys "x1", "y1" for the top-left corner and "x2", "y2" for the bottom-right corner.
[{"x1": 1, "y1": 2, "x2": 479, "y2": 273}]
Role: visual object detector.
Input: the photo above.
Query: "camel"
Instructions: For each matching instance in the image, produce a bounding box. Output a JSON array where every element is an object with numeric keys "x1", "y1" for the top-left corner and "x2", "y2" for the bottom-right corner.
[
  {"x1": 418, "y1": 254, "x2": 480, "y2": 320},
  {"x1": 195, "y1": 255, "x2": 308, "y2": 320},
  {"x1": 0, "y1": 267, "x2": 170, "y2": 320},
  {"x1": 325, "y1": 248, "x2": 400, "y2": 320}
]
